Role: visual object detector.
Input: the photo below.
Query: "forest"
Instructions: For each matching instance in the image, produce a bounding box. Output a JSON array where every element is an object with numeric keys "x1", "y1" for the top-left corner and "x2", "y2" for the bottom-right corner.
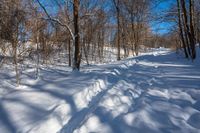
[{"x1": 0, "y1": 0, "x2": 199, "y2": 84}]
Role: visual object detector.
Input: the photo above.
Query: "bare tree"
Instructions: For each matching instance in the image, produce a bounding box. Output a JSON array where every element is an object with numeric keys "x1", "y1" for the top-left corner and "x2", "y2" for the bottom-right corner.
[
  {"x1": 176, "y1": 0, "x2": 188, "y2": 58},
  {"x1": 176, "y1": 0, "x2": 196, "y2": 59},
  {"x1": 36, "y1": 0, "x2": 82, "y2": 70},
  {"x1": 73, "y1": 0, "x2": 81, "y2": 70},
  {"x1": 112, "y1": 0, "x2": 121, "y2": 60}
]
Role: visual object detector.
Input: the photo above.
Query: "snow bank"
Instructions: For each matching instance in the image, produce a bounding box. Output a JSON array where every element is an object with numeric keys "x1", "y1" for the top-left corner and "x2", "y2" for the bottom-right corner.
[{"x1": 0, "y1": 48, "x2": 200, "y2": 133}]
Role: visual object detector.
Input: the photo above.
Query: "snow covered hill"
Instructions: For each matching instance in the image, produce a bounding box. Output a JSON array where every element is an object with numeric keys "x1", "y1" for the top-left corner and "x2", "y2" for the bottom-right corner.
[{"x1": 0, "y1": 48, "x2": 200, "y2": 133}]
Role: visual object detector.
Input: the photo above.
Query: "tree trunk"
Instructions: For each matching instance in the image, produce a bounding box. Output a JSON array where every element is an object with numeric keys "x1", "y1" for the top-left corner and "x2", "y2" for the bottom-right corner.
[
  {"x1": 13, "y1": 41, "x2": 20, "y2": 86},
  {"x1": 73, "y1": 0, "x2": 81, "y2": 70},
  {"x1": 177, "y1": 0, "x2": 188, "y2": 58},
  {"x1": 36, "y1": 42, "x2": 40, "y2": 78},
  {"x1": 113, "y1": 0, "x2": 121, "y2": 61},
  {"x1": 116, "y1": 1, "x2": 120, "y2": 60},
  {"x1": 131, "y1": 14, "x2": 135, "y2": 56},
  {"x1": 189, "y1": 0, "x2": 196, "y2": 59},
  {"x1": 68, "y1": 39, "x2": 71, "y2": 67},
  {"x1": 181, "y1": 0, "x2": 196, "y2": 59}
]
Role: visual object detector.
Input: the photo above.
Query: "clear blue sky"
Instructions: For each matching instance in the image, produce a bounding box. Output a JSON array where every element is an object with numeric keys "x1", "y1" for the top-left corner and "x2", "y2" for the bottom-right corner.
[
  {"x1": 38, "y1": 0, "x2": 176, "y2": 35},
  {"x1": 150, "y1": 0, "x2": 176, "y2": 35}
]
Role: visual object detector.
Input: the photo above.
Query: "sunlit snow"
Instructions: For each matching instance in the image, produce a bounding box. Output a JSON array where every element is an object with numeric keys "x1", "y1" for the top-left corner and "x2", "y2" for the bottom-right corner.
[{"x1": 0, "y1": 48, "x2": 200, "y2": 133}]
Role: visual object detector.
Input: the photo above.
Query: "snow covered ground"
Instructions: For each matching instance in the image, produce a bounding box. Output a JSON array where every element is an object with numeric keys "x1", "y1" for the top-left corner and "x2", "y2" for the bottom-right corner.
[{"x1": 0, "y1": 48, "x2": 200, "y2": 133}]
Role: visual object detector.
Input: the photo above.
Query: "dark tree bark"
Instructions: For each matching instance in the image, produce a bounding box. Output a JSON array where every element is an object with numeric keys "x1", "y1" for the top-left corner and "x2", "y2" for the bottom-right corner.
[
  {"x1": 180, "y1": 0, "x2": 196, "y2": 59},
  {"x1": 68, "y1": 39, "x2": 71, "y2": 67},
  {"x1": 176, "y1": 0, "x2": 188, "y2": 58},
  {"x1": 73, "y1": 0, "x2": 81, "y2": 70},
  {"x1": 189, "y1": 0, "x2": 196, "y2": 59}
]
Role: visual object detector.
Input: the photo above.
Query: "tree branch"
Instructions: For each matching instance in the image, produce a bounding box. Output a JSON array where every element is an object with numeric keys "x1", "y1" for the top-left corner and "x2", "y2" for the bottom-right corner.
[{"x1": 36, "y1": 0, "x2": 74, "y2": 41}]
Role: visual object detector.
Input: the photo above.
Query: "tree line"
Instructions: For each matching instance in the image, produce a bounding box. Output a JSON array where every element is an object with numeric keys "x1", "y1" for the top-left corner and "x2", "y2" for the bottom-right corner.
[
  {"x1": 0, "y1": 0, "x2": 199, "y2": 85},
  {"x1": 176, "y1": 0, "x2": 199, "y2": 60}
]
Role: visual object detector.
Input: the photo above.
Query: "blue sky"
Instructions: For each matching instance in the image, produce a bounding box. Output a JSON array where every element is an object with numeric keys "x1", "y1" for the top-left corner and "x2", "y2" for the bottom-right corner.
[
  {"x1": 150, "y1": 0, "x2": 176, "y2": 35},
  {"x1": 38, "y1": 0, "x2": 176, "y2": 35}
]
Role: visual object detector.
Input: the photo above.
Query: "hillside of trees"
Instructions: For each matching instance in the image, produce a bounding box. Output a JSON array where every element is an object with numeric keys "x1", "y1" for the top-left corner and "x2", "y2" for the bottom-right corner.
[{"x1": 0, "y1": 0, "x2": 200, "y2": 85}]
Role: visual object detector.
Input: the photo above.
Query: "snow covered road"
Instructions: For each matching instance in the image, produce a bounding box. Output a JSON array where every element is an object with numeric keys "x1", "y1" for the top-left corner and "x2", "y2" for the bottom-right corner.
[{"x1": 0, "y1": 49, "x2": 200, "y2": 133}]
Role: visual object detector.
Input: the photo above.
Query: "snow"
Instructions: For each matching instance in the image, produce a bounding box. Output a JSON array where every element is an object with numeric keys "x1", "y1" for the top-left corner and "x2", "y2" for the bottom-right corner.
[{"x1": 0, "y1": 48, "x2": 200, "y2": 133}]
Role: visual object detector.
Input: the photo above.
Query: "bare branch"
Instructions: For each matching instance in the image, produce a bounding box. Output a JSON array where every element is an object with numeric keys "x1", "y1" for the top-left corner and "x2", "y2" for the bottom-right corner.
[{"x1": 36, "y1": 0, "x2": 74, "y2": 41}]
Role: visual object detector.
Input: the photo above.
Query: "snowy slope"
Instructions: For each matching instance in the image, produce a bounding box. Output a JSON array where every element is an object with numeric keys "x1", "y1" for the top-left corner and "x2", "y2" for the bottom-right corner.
[{"x1": 0, "y1": 48, "x2": 200, "y2": 133}]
